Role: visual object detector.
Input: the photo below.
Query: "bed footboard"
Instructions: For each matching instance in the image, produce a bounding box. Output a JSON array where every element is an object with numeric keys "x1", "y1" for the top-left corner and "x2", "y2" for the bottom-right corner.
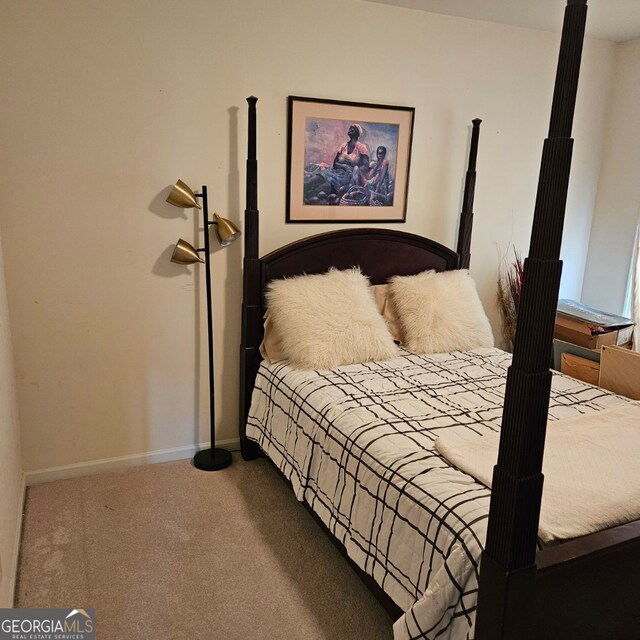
[{"x1": 532, "y1": 521, "x2": 640, "y2": 639}]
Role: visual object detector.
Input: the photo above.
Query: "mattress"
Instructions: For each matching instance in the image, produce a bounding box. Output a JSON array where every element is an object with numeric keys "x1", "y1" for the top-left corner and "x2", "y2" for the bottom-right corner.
[{"x1": 245, "y1": 348, "x2": 628, "y2": 640}]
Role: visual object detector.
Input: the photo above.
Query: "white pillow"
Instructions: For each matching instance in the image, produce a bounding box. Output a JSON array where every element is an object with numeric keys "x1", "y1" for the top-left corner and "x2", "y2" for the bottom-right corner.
[
  {"x1": 389, "y1": 269, "x2": 494, "y2": 354},
  {"x1": 266, "y1": 268, "x2": 399, "y2": 370}
]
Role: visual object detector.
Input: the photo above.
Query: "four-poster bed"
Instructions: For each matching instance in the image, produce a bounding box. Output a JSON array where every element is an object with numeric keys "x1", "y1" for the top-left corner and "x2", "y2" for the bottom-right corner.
[{"x1": 239, "y1": 2, "x2": 640, "y2": 638}]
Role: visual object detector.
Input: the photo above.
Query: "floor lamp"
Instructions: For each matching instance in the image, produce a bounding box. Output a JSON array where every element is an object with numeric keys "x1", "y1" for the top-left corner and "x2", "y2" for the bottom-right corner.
[{"x1": 167, "y1": 179, "x2": 240, "y2": 471}]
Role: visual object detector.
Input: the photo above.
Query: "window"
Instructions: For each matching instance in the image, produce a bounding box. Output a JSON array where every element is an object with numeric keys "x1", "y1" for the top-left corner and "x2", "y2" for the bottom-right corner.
[{"x1": 623, "y1": 214, "x2": 640, "y2": 351}]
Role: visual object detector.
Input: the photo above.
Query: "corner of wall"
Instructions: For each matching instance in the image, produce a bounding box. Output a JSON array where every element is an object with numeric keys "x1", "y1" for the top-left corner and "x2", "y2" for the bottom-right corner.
[
  {"x1": 6, "y1": 473, "x2": 26, "y2": 607},
  {"x1": 0, "y1": 226, "x2": 25, "y2": 607}
]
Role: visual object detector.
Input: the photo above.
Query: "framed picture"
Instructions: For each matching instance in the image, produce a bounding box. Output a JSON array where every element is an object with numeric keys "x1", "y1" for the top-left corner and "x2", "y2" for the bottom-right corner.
[{"x1": 286, "y1": 96, "x2": 415, "y2": 223}]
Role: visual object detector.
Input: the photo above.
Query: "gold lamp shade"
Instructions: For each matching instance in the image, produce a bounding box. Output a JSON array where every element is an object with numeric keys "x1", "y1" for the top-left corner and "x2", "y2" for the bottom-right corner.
[
  {"x1": 171, "y1": 239, "x2": 205, "y2": 265},
  {"x1": 213, "y1": 213, "x2": 241, "y2": 247},
  {"x1": 166, "y1": 179, "x2": 202, "y2": 209}
]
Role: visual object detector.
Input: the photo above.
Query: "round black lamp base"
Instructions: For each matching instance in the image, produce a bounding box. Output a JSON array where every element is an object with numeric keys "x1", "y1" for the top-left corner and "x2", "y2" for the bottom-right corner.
[{"x1": 193, "y1": 447, "x2": 232, "y2": 471}]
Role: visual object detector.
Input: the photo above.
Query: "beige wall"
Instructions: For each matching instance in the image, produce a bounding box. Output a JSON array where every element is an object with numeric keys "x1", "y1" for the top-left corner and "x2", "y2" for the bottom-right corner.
[
  {"x1": 0, "y1": 0, "x2": 614, "y2": 472},
  {"x1": 0, "y1": 226, "x2": 23, "y2": 606},
  {"x1": 582, "y1": 37, "x2": 640, "y2": 314}
]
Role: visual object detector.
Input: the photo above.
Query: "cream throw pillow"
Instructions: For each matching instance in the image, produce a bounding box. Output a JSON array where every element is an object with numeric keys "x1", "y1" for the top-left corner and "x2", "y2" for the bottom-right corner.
[
  {"x1": 265, "y1": 268, "x2": 399, "y2": 369},
  {"x1": 389, "y1": 269, "x2": 494, "y2": 354},
  {"x1": 260, "y1": 282, "x2": 402, "y2": 363}
]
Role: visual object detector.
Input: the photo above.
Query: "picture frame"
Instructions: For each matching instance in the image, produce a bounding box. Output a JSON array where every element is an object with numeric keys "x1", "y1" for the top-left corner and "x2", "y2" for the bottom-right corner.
[{"x1": 286, "y1": 96, "x2": 415, "y2": 223}]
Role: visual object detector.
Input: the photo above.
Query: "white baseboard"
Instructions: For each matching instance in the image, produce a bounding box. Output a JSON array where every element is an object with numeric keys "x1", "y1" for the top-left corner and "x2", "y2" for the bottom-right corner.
[
  {"x1": 10, "y1": 472, "x2": 26, "y2": 606},
  {"x1": 24, "y1": 439, "x2": 240, "y2": 486}
]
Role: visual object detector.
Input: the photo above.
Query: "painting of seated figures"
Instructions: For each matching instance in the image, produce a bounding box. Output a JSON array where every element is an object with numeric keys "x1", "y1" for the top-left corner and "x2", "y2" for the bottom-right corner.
[{"x1": 287, "y1": 97, "x2": 414, "y2": 222}]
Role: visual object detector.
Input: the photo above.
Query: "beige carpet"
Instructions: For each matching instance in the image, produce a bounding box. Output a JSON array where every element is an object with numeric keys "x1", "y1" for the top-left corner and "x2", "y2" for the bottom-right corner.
[{"x1": 16, "y1": 454, "x2": 394, "y2": 639}]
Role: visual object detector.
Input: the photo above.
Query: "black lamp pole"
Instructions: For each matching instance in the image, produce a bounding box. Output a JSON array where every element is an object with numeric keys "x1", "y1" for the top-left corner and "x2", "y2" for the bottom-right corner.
[{"x1": 193, "y1": 185, "x2": 232, "y2": 471}]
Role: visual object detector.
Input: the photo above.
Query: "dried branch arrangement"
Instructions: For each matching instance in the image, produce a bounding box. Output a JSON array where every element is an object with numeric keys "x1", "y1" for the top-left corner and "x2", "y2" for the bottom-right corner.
[{"x1": 497, "y1": 249, "x2": 524, "y2": 351}]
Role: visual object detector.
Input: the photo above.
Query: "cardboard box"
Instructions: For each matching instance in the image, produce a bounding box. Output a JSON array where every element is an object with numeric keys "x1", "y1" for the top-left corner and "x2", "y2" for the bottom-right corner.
[
  {"x1": 552, "y1": 338, "x2": 600, "y2": 371},
  {"x1": 560, "y1": 352, "x2": 600, "y2": 386},
  {"x1": 554, "y1": 314, "x2": 618, "y2": 349}
]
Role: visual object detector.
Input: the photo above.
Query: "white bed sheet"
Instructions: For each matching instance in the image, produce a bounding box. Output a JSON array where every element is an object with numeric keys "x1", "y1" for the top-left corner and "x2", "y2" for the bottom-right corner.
[{"x1": 246, "y1": 347, "x2": 628, "y2": 640}]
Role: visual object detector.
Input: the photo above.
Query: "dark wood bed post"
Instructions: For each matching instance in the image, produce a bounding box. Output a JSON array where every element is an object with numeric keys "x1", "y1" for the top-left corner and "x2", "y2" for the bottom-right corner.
[
  {"x1": 456, "y1": 118, "x2": 482, "y2": 269},
  {"x1": 240, "y1": 96, "x2": 261, "y2": 460},
  {"x1": 475, "y1": 2, "x2": 587, "y2": 638}
]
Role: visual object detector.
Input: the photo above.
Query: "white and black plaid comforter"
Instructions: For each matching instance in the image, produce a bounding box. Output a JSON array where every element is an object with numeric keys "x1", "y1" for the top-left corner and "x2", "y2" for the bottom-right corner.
[{"x1": 246, "y1": 348, "x2": 627, "y2": 640}]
